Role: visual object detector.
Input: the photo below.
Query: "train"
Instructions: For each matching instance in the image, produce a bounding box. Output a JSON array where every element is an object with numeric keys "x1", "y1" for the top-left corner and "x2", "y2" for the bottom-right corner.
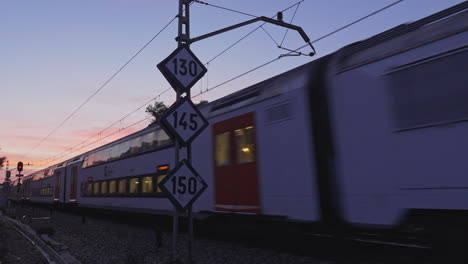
[{"x1": 7, "y1": 2, "x2": 468, "y2": 242}]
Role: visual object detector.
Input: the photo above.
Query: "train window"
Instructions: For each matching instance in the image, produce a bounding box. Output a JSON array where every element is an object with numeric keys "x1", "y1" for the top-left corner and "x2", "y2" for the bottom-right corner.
[
  {"x1": 93, "y1": 182, "x2": 100, "y2": 195},
  {"x1": 109, "y1": 180, "x2": 117, "y2": 194},
  {"x1": 118, "y1": 179, "x2": 127, "y2": 194},
  {"x1": 388, "y1": 48, "x2": 468, "y2": 130},
  {"x1": 141, "y1": 132, "x2": 155, "y2": 151},
  {"x1": 234, "y1": 126, "x2": 255, "y2": 164},
  {"x1": 129, "y1": 178, "x2": 140, "y2": 194},
  {"x1": 141, "y1": 176, "x2": 153, "y2": 193},
  {"x1": 156, "y1": 129, "x2": 171, "y2": 146},
  {"x1": 87, "y1": 183, "x2": 93, "y2": 196},
  {"x1": 109, "y1": 145, "x2": 120, "y2": 162},
  {"x1": 101, "y1": 181, "x2": 108, "y2": 195},
  {"x1": 156, "y1": 174, "x2": 166, "y2": 193},
  {"x1": 129, "y1": 137, "x2": 142, "y2": 155},
  {"x1": 215, "y1": 132, "x2": 231, "y2": 166}
]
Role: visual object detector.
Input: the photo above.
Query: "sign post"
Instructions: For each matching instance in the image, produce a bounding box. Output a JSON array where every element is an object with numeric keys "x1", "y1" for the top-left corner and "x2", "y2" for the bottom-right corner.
[
  {"x1": 156, "y1": 2, "x2": 314, "y2": 263},
  {"x1": 157, "y1": 1, "x2": 208, "y2": 263}
]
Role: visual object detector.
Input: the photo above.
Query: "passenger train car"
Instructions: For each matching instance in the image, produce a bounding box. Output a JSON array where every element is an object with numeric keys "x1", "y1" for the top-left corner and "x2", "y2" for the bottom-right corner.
[{"x1": 13, "y1": 3, "x2": 468, "y2": 236}]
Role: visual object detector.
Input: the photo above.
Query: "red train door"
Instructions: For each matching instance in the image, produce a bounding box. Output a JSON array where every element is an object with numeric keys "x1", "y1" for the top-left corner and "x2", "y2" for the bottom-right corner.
[
  {"x1": 54, "y1": 171, "x2": 61, "y2": 201},
  {"x1": 70, "y1": 166, "x2": 77, "y2": 201},
  {"x1": 213, "y1": 112, "x2": 260, "y2": 213}
]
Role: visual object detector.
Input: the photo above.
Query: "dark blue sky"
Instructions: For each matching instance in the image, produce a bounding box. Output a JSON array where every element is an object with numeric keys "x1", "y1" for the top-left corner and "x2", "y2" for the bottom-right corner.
[{"x1": 0, "y1": 0, "x2": 464, "y2": 175}]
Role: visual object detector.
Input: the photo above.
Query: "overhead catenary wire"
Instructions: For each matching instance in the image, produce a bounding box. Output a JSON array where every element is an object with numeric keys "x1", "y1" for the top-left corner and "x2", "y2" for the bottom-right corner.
[
  {"x1": 192, "y1": 0, "x2": 258, "y2": 18},
  {"x1": 279, "y1": 1, "x2": 301, "y2": 47},
  {"x1": 34, "y1": 87, "x2": 173, "y2": 167},
  {"x1": 203, "y1": 0, "x2": 305, "y2": 65},
  {"x1": 289, "y1": 0, "x2": 405, "y2": 53},
  {"x1": 193, "y1": 0, "x2": 405, "y2": 98},
  {"x1": 32, "y1": 0, "x2": 404, "y2": 169},
  {"x1": 40, "y1": 116, "x2": 152, "y2": 168},
  {"x1": 19, "y1": 13, "x2": 179, "y2": 162},
  {"x1": 31, "y1": 1, "x2": 306, "y2": 169}
]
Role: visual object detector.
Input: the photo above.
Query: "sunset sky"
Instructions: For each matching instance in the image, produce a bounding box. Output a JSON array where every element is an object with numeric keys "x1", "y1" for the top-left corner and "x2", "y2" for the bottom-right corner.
[{"x1": 0, "y1": 0, "x2": 464, "y2": 180}]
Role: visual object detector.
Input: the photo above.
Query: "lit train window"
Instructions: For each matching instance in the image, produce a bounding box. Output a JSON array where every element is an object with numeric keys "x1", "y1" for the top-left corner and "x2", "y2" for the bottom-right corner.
[
  {"x1": 101, "y1": 181, "x2": 108, "y2": 195},
  {"x1": 142, "y1": 176, "x2": 153, "y2": 193},
  {"x1": 235, "y1": 126, "x2": 255, "y2": 164},
  {"x1": 87, "y1": 183, "x2": 93, "y2": 196},
  {"x1": 118, "y1": 179, "x2": 127, "y2": 194},
  {"x1": 215, "y1": 132, "x2": 231, "y2": 166},
  {"x1": 93, "y1": 182, "x2": 100, "y2": 195},
  {"x1": 156, "y1": 174, "x2": 167, "y2": 193},
  {"x1": 129, "y1": 178, "x2": 140, "y2": 194},
  {"x1": 109, "y1": 180, "x2": 117, "y2": 194}
]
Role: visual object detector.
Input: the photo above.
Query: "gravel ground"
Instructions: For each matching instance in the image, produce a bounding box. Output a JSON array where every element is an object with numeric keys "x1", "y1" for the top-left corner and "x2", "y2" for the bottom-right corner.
[
  {"x1": 7, "y1": 205, "x2": 435, "y2": 264},
  {"x1": 52, "y1": 214, "x2": 318, "y2": 264},
  {"x1": 0, "y1": 214, "x2": 48, "y2": 264}
]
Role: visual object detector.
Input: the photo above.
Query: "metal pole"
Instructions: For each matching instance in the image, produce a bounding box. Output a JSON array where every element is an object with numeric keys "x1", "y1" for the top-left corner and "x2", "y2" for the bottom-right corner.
[
  {"x1": 171, "y1": 1, "x2": 191, "y2": 262},
  {"x1": 179, "y1": 1, "x2": 194, "y2": 263}
]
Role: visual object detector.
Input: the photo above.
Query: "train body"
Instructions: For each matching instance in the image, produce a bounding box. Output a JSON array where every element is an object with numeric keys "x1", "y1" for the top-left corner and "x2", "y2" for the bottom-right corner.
[{"x1": 12, "y1": 4, "x2": 468, "y2": 232}]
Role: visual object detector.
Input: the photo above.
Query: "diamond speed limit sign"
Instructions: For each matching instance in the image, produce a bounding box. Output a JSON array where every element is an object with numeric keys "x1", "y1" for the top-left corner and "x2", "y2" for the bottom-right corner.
[
  {"x1": 159, "y1": 159, "x2": 207, "y2": 210},
  {"x1": 157, "y1": 44, "x2": 207, "y2": 93},
  {"x1": 158, "y1": 97, "x2": 208, "y2": 146}
]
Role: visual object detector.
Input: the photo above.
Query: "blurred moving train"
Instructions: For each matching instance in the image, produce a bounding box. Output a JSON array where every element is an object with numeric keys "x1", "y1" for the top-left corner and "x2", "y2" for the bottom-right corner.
[{"x1": 8, "y1": 3, "x2": 468, "y2": 236}]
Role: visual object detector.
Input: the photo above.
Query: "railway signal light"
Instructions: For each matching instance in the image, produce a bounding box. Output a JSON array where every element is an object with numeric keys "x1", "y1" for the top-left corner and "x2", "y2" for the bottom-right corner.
[{"x1": 17, "y1": 161, "x2": 23, "y2": 172}]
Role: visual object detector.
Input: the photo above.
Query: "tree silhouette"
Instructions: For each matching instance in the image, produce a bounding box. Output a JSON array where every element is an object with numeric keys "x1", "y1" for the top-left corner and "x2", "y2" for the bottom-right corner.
[
  {"x1": 196, "y1": 100, "x2": 209, "y2": 106},
  {"x1": 146, "y1": 101, "x2": 168, "y2": 126}
]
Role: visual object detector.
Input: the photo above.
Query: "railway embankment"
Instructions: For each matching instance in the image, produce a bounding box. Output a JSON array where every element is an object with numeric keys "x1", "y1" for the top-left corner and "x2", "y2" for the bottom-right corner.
[{"x1": 0, "y1": 213, "x2": 48, "y2": 264}]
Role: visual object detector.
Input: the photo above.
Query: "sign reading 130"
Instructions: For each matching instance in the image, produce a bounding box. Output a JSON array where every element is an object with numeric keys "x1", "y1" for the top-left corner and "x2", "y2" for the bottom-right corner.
[
  {"x1": 157, "y1": 44, "x2": 207, "y2": 92},
  {"x1": 172, "y1": 58, "x2": 198, "y2": 77}
]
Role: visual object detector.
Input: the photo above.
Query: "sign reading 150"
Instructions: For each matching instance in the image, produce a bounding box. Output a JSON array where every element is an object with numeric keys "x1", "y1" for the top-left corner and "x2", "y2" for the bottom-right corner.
[
  {"x1": 172, "y1": 58, "x2": 198, "y2": 77},
  {"x1": 171, "y1": 175, "x2": 197, "y2": 195}
]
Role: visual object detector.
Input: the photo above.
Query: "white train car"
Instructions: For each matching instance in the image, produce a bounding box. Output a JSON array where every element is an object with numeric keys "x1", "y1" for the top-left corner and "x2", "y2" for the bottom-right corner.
[
  {"x1": 327, "y1": 7, "x2": 468, "y2": 228},
  {"x1": 70, "y1": 61, "x2": 321, "y2": 222},
  {"x1": 17, "y1": 2, "x2": 468, "y2": 234}
]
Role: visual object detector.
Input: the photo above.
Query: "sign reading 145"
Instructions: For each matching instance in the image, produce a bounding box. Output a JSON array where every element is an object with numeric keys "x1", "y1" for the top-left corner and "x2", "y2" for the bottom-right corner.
[
  {"x1": 172, "y1": 111, "x2": 198, "y2": 131},
  {"x1": 159, "y1": 97, "x2": 209, "y2": 146}
]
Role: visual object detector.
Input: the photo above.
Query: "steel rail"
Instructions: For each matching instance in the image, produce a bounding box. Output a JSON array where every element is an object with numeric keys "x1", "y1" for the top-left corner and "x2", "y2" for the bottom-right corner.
[{"x1": 0, "y1": 214, "x2": 68, "y2": 264}]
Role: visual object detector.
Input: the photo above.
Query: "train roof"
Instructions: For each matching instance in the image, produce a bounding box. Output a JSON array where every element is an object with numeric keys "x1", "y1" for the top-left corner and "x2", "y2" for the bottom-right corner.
[{"x1": 337, "y1": 1, "x2": 467, "y2": 72}]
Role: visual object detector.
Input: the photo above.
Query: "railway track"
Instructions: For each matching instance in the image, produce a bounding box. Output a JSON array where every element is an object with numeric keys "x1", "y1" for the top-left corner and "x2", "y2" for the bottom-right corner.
[
  {"x1": 9, "y1": 202, "x2": 436, "y2": 263},
  {"x1": 0, "y1": 212, "x2": 71, "y2": 264}
]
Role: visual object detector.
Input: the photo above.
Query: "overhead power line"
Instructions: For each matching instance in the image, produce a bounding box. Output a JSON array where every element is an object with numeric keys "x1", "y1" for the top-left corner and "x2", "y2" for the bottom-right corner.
[
  {"x1": 192, "y1": 0, "x2": 258, "y2": 18},
  {"x1": 31, "y1": 1, "x2": 306, "y2": 168},
  {"x1": 203, "y1": 0, "x2": 305, "y2": 65},
  {"x1": 193, "y1": 0, "x2": 405, "y2": 98},
  {"x1": 20, "y1": 13, "x2": 179, "y2": 161},
  {"x1": 293, "y1": 0, "x2": 405, "y2": 52},
  {"x1": 34, "y1": 87, "x2": 173, "y2": 167},
  {"x1": 32, "y1": 0, "x2": 404, "y2": 169}
]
